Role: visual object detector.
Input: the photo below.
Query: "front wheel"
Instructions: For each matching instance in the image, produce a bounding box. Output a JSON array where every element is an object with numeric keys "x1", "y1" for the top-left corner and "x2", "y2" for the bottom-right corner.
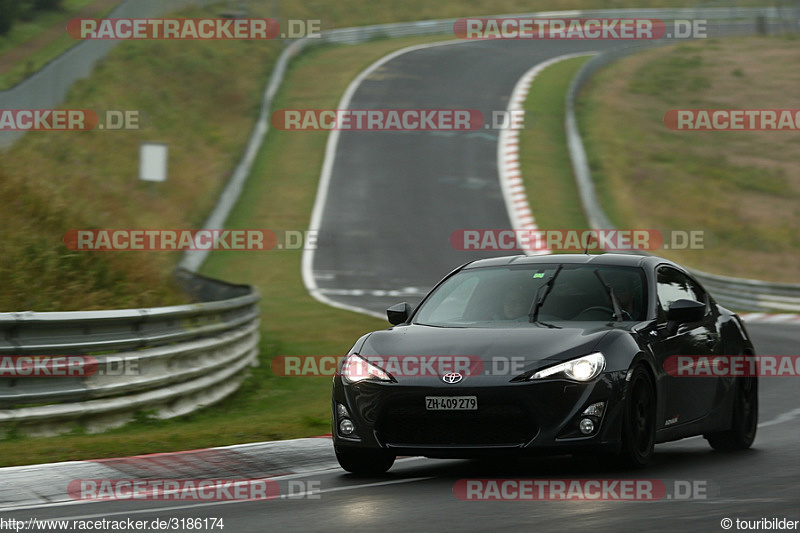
[
  {"x1": 335, "y1": 447, "x2": 395, "y2": 476},
  {"x1": 706, "y1": 376, "x2": 758, "y2": 451},
  {"x1": 616, "y1": 366, "x2": 656, "y2": 468}
]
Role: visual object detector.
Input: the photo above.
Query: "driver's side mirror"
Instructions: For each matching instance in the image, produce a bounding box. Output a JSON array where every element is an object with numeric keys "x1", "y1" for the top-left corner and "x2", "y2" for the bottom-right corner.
[
  {"x1": 387, "y1": 302, "x2": 412, "y2": 325},
  {"x1": 667, "y1": 299, "x2": 706, "y2": 325}
]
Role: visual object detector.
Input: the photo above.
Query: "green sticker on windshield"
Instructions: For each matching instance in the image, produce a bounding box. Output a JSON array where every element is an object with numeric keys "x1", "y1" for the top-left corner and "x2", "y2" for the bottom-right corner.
[{"x1": 533, "y1": 273, "x2": 545, "y2": 278}]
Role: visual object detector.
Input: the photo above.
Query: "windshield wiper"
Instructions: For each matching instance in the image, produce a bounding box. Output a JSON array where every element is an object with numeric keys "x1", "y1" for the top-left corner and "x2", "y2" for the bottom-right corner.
[
  {"x1": 529, "y1": 265, "x2": 563, "y2": 324},
  {"x1": 594, "y1": 269, "x2": 623, "y2": 322}
]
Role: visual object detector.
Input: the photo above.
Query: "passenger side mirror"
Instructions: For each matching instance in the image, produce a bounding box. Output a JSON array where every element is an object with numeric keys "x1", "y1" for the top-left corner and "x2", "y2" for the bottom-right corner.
[
  {"x1": 667, "y1": 299, "x2": 706, "y2": 325},
  {"x1": 387, "y1": 302, "x2": 412, "y2": 325}
]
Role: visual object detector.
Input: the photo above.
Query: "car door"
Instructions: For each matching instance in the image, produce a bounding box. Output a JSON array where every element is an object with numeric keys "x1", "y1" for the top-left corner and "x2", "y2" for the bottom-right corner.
[{"x1": 650, "y1": 265, "x2": 721, "y2": 427}]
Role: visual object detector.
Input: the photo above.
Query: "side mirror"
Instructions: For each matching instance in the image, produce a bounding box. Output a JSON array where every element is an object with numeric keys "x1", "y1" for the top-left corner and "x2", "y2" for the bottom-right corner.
[
  {"x1": 387, "y1": 302, "x2": 412, "y2": 325},
  {"x1": 667, "y1": 299, "x2": 706, "y2": 325}
]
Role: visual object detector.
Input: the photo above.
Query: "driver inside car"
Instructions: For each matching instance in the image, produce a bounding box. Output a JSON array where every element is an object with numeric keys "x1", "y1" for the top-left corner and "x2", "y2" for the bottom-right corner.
[
  {"x1": 496, "y1": 288, "x2": 529, "y2": 321},
  {"x1": 607, "y1": 277, "x2": 638, "y2": 320}
]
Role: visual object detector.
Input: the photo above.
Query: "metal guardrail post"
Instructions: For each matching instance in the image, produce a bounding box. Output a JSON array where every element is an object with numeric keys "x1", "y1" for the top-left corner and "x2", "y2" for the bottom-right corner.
[{"x1": 0, "y1": 269, "x2": 260, "y2": 437}]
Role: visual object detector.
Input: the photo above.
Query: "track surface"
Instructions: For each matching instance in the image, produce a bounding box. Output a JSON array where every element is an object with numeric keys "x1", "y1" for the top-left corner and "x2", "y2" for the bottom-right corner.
[
  {"x1": 309, "y1": 39, "x2": 626, "y2": 316},
  {"x1": 2, "y1": 324, "x2": 797, "y2": 532}
]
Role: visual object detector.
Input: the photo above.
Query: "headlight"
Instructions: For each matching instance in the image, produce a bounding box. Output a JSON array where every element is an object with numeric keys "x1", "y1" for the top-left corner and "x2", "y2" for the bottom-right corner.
[
  {"x1": 342, "y1": 354, "x2": 394, "y2": 384},
  {"x1": 530, "y1": 352, "x2": 606, "y2": 382}
]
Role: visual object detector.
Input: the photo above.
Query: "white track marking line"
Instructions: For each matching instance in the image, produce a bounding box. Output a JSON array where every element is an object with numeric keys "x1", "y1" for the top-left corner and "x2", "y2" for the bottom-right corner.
[
  {"x1": 740, "y1": 313, "x2": 800, "y2": 324},
  {"x1": 2, "y1": 403, "x2": 798, "y2": 515},
  {"x1": 9, "y1": 477, "x2": 436, "y2": 520},
  {"x1": 757, "y1": 406, "x2": 800, "y2": 428},
  {"x1": 497, "y1": 52, "x2": 598, "y2": 256},
  {"x1": 673, "y1": 405, "x2": 800, "y2": 441},
  {"x1": 302, "y1": 39, "x2": 471, "y2": 319}
]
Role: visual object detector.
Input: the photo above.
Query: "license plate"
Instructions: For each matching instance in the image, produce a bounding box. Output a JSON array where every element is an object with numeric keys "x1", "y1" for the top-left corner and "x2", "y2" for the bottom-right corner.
[{"x1": 425, "y1": 396, "x2": 477, "y2": 410}]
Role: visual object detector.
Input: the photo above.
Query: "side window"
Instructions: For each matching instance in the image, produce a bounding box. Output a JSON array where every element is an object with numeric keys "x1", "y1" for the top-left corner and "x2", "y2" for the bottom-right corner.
[
  {"x1": 685, "y1": 276, "x2": 708, "y2": 306},
  {"x1": 656, "y1": 266, "x2": 704, "y2": 315}
]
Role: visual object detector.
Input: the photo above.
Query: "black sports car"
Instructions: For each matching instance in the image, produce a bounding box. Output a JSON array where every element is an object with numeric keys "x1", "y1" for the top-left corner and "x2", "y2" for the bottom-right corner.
[{"x1": 332, "y1": 253, "x2": 758, "y2": 474}]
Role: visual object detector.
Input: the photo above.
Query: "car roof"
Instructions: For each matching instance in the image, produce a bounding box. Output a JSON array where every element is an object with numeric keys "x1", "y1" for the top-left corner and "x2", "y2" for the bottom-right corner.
[{"x1": 461, "y1": 253, "x2": 669, "y2": 271}]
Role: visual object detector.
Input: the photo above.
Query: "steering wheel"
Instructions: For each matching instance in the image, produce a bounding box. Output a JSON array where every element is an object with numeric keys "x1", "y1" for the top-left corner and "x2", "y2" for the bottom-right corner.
[
  {"x1": 576, "y1": 306, "x2": 632, "y2": 320},
  {"x1": 583, "y1": 306, "x2": 613, "y2": 313},
  {"x1": 574, "y1": 306, "x2": 615, "y2": 320}
]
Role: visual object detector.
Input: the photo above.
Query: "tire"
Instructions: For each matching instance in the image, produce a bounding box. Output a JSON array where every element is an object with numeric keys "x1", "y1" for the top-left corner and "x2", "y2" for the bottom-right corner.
[
  {"x1": 335, "y1": 447, "x2": 395, "y2": 476},
  {"x1": 616, "y1": 365, "x2": 656, "y2": 468},
  {"x1": 706, "y1": 376, "x2": 758, "y2": 451}
]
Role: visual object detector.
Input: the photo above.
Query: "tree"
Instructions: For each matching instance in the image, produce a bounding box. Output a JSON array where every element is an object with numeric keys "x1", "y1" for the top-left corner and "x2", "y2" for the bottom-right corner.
[
  {"x1": 34, "y1": 0, "x2": 63, "y2": 10},
  {"x1": 0, "y1": 0, "x2": 19, "y2": 35}
]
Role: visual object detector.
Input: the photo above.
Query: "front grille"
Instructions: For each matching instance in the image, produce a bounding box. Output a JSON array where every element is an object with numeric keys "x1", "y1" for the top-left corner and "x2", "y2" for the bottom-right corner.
[{"x1": 376, "y1": 403, "x2": 537, "y2": 447}]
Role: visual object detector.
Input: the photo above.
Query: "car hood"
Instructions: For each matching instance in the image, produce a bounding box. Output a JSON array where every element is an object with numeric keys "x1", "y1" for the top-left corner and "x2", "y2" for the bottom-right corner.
[{"x1": 357, "y1": 323, "x2": 615, "y2": 379}]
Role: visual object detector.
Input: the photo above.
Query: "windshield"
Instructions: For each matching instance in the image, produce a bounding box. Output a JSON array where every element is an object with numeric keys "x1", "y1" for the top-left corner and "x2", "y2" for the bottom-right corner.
[{"x1": 414, "y1": 263, "x2": 647, "y2": 327}]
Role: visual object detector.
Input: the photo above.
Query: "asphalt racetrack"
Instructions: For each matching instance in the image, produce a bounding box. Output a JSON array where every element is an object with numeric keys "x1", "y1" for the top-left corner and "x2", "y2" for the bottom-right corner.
[
  {"x1": 2, "y1": 324, "x2": 797, "y2": 532},
  {"x1": 307, "y1": 38, "x2": 627, "y2": 316}
]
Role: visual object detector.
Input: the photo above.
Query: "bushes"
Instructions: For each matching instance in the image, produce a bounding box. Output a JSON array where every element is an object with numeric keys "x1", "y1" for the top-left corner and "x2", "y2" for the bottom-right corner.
[
  {"x1": 0, "y1": 0, "x2": 64, "y2": 36},
  {"x1": 0, "y1": 0, "x2": 20, "y2": 35},
  {"x1": 34, "y1": 0, "x2": 64, "y2": 9}
]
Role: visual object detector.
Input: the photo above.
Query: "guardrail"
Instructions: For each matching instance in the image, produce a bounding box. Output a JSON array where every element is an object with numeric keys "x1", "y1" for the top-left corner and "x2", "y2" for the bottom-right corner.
[
  {"x1": 315, "y1": 6, "x2": 789, "y2": 44},
  {"x1": 0, "y1": 270, "x2": 260, "y2": 437},
  {"x1": 564, "y1": 22, "x2": 800, "y2": 312}
]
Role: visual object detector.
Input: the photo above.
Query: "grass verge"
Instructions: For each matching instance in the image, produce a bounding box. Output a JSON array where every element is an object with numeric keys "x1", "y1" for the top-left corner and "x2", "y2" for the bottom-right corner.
[
  {"x1": 576, "y1": 36, "x2": 800, "y2": 281},
  {"x1": 0, "y1": 0, "x2": 120, "y2": 89},
  {"x1": 519, "y1": 55, "x2": 592, "y2": 234},
  {"x1": 0, "y1": 0, "x2": 96, "y2": 56},
  {"x1": 0, "y1": 4, "x2": 283, "y2": 311}
]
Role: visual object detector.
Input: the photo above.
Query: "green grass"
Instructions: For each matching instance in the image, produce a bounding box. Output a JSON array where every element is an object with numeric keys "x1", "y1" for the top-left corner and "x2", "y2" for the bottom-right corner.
[
  {"x1": 0, "y1": 32, "x2": 81, "y2": 89},
  {"x1": 0, "y1": 0, "x2": 96, "y2": 55},
  {"x1": 519, "y1": 55, "x2": 593, "y2": 234},
  {"x1": 0, "y1": 0, "x2": 120, "y2": 89},
  {"x1": 626, "y1": 48, "x2": 710, "y2": 102},
  {"x1": 0, "y1": 4, "x2": 285, "y2": 311},
  {"x1": 576, "y1": 36, "x2": 800, "y2": 281}
]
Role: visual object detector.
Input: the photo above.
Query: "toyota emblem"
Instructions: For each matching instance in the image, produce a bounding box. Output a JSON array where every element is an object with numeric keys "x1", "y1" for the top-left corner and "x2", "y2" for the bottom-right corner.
[{"x1": 442, "y1": 372, "x2": 463, "y2": 384}]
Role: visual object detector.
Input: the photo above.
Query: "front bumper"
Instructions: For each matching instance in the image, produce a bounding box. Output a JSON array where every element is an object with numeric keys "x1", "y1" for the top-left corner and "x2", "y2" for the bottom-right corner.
[{"x1": 332, "y1": 370, "x2": 629, "y2": 458}]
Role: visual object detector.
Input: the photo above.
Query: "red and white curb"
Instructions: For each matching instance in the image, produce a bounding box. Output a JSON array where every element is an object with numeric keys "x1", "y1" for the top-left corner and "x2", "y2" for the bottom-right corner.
[
  {"x1": 497, "y1": 52, "x2": 598, "y2": 256},
  {"x1": 0, "y1": 436, "x2": 338, "y2": 511},
  {"x1": 739, "y1": 313, "x2": 800, "y2": 325}
]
